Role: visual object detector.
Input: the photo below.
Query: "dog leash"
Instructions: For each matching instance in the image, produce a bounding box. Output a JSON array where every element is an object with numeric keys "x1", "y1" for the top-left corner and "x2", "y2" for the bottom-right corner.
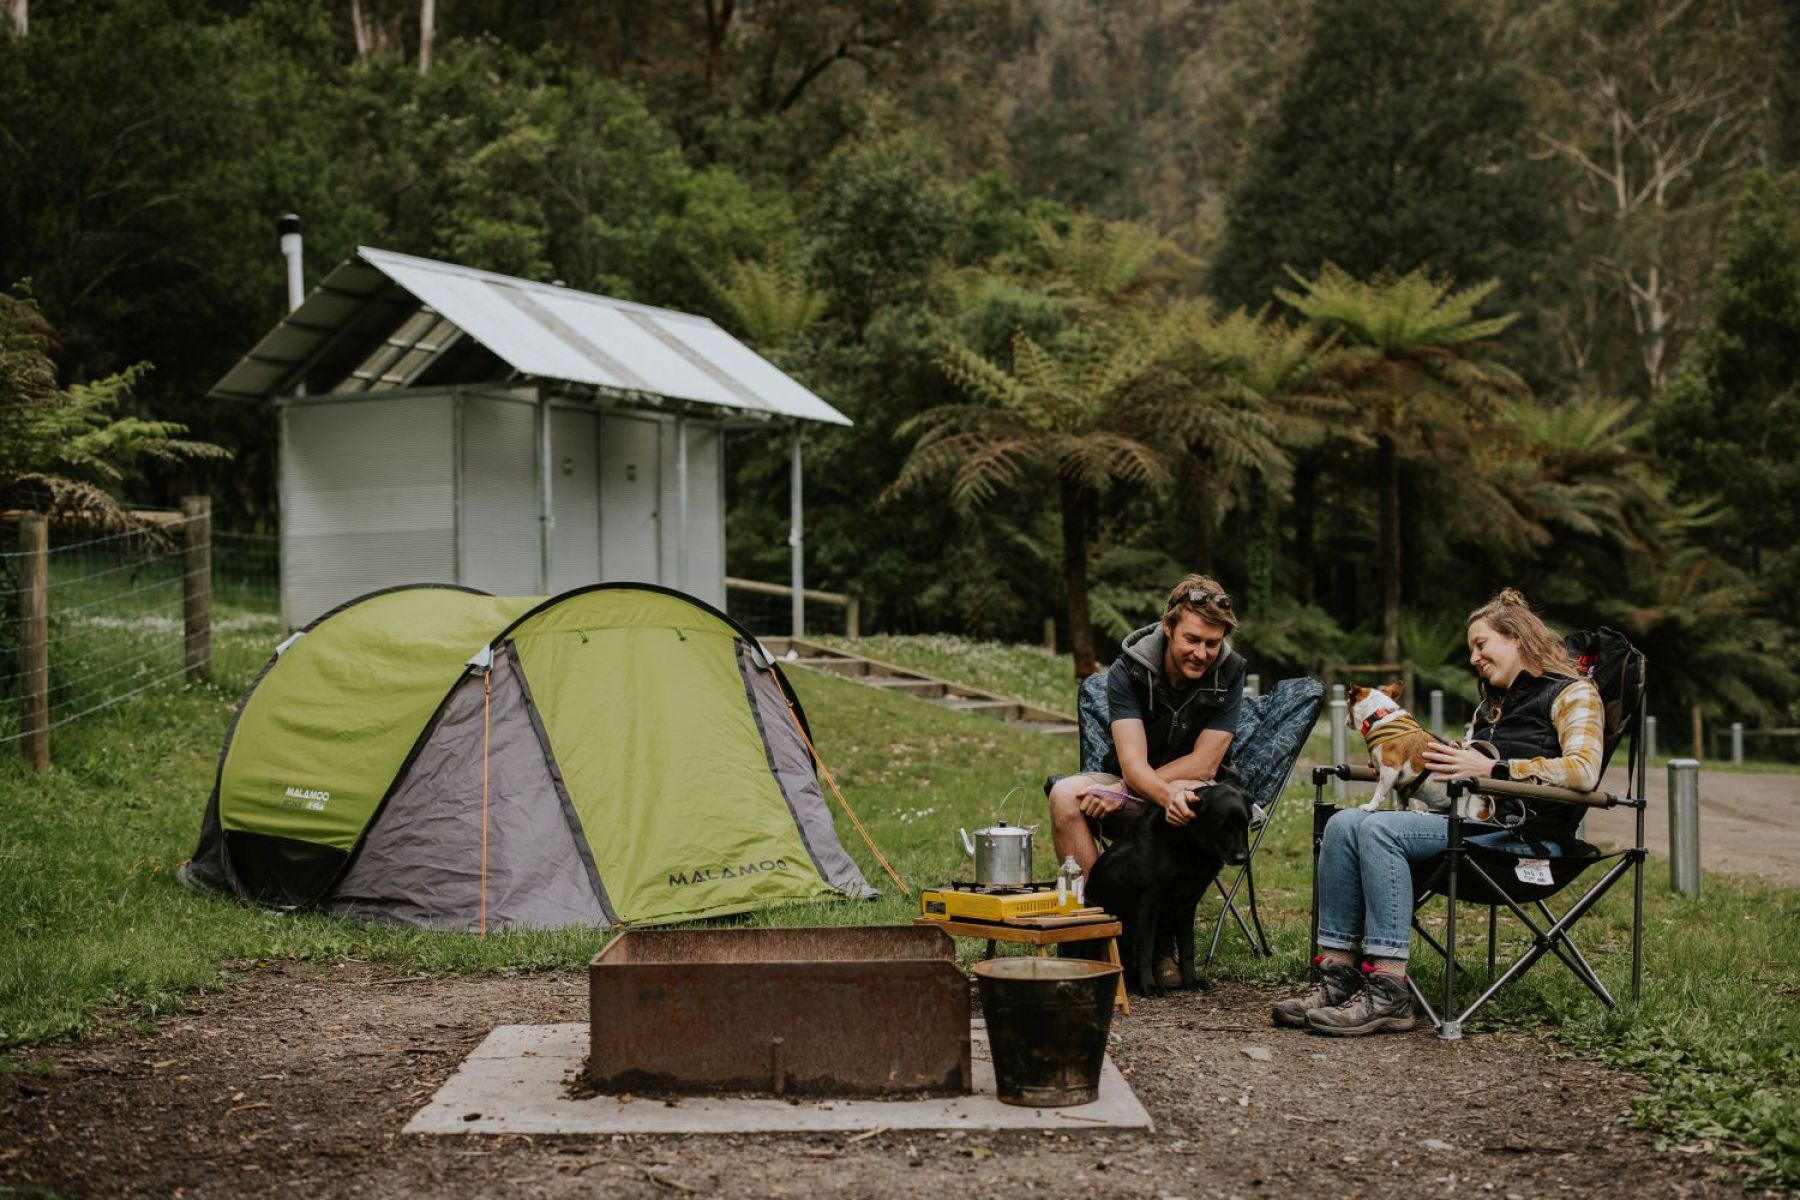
[{"x1": 1087, "y1": 783, "x2": 1210, "y2": 809}]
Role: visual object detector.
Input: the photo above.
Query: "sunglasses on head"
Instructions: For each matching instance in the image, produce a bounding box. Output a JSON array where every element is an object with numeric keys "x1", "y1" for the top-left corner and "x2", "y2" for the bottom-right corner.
[{"x1": 1186, "y1": 589, "x2": 1233, "y2": 612}]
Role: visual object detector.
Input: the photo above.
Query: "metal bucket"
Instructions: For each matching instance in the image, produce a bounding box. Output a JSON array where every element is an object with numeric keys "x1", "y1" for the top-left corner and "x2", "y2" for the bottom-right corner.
[{"x1": 973, "y1": 958, "x2": 1120, "y2": 1107}]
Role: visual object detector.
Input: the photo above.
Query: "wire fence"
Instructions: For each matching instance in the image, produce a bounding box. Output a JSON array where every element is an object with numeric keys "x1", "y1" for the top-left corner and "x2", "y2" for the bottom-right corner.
[
  {"x1": 0, "y1": 514, "x2": 280, "y2": 749},
  {"x1": 724, "y1": 578, "x2": 854, "y2": 639},
  {"x1": 0, "y1": 522, "x2": 861, "y2": 756}
]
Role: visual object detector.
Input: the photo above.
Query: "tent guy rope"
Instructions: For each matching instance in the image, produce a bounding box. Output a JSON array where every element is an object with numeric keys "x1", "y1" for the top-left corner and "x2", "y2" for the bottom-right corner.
[{"x1": 781, "y1": 699, "x2": 911, "y2": 898}]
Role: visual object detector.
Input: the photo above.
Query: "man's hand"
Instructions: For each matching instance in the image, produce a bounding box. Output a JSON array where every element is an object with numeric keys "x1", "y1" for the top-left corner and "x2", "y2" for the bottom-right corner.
[
  {"x1": 1161, "y1": 789, "x2": 1196, "y2": 826},
  {"x1": 1076, "y1": 788, "x2": 1123, "y2": 819}
]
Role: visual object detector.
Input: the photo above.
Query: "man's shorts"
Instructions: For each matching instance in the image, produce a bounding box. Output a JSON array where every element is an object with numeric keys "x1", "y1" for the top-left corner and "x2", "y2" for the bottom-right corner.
[{"x1": 1042, "y1": 771, "x2": 1124, "y2": 798}]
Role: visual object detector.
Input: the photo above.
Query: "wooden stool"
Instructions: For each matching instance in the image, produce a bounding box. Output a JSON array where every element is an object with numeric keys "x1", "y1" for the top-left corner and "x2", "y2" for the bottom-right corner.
[{"x1": 914, "y1": 915, "x2": 1130, "y2": 1014}]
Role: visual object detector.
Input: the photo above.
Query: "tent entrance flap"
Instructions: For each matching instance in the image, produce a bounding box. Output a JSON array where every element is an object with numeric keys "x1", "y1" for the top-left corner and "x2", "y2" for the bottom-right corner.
[{"x1": 509, "y1": 588, "x2": 836, "y2": 925}]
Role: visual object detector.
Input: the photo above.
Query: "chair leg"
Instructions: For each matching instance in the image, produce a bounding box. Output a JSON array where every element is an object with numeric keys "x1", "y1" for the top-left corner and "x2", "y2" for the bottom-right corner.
[
  {"x1": 1410, "y1": 917, "x2": 1474, "y2": 984},
  {"x1": 1310, "y1": 792, "x2": 1332, "y2": 960},
  {"x1": 1243, "y1": 860, "x2": 1271, "y2": 956},
  {"x1": 1630, "y1": 847, "x2": 1645, "y2": 1004},
  {"x1": 1439, "y1": 817, "x2": 1465, "y2": 1040},
  {"x1": 1446, "y1": 855, "x2": 1637, "y2": 1029},
  {"x1": 1534, "y1": 900, "x2": 1614, "y2": 1006},
  {"x1": 1205, "y1": 871, "x2": 1261, "y2": 969}
]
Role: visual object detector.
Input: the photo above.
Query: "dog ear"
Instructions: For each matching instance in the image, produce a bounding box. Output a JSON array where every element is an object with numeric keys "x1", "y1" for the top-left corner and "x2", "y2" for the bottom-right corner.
[
  {"x1": 1379, "y1": 682, "x2": 1405, "y2": 700},
  {"x1": 1345, "y1": 684, "x2": 1368, "y2": 702}
]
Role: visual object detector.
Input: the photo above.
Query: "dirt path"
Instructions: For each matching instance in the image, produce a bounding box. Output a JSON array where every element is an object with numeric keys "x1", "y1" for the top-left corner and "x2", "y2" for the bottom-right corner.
[
  {"x1": 0, "y1": 962, "x2": 1764, "y2": 1198},
  {"x1": 1586, "y1": 766, "x2": 1799, "y2": 885}
]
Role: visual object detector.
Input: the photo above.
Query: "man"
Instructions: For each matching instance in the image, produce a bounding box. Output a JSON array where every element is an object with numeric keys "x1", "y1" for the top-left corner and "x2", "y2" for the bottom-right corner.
[{"x1": 1047, "y1": 575, "x2": 1247, "y2": 980}]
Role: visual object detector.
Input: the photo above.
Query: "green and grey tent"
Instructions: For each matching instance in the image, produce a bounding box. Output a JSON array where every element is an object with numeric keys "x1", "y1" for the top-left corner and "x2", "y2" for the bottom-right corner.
[{"x1": 180, "y1": 584, "x2": 876, "y2": 929}]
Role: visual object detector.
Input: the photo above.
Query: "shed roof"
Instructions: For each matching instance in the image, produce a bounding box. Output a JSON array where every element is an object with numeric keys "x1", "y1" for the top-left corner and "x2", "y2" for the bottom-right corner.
[{"x1": 210, "y1": 247, "x2": 850, "y2": 426}]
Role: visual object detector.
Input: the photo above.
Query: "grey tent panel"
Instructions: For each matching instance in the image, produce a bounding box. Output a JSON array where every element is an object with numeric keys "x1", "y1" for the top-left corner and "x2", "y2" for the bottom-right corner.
[
  {"x1": 737, "y1": 642, "x2": 879, "y2": 901},
  {"x1": 326, "y1": 645, "x2": 609, "y2": 930}
]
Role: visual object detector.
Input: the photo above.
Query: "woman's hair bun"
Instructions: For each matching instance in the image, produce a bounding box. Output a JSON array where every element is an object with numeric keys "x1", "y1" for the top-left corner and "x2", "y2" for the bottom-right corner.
[{"x1": 1494, "y1": 587, "x2": 1529, "y2": 608}]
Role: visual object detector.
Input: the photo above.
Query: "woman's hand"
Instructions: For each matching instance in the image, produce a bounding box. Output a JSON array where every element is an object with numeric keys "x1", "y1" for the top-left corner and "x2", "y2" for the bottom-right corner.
[{"x1": 1424, "y1": 742, "x2": 1499, "y2": 782}]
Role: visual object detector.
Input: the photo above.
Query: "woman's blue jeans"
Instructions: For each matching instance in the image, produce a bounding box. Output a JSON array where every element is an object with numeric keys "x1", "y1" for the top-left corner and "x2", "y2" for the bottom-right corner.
[{"x1": 1316, "y1": 809, "x2": 1553, "y2": 962}]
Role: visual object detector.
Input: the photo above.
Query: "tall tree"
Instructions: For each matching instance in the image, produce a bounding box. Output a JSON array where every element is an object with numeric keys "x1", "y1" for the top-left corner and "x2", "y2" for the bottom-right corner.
[
  {"x1": 1519, "y1": 0, "x2": 1781, "y2": 394},
  {"x1": 1652, "y1": 170, "x2": 1800, "y2": 628},
  {"x1": 1208, "y1": 0, "x2": 1552, "y2": 312},
  {"x1": 1278, "y1": 266, "x2": 1527, "y2": 662},
  {"x1": 888, "y1": 308, "x2": 1193, "y2": 676},
  {"x1": 418, "y1": 0, "x2": 434, "y2": 72}
]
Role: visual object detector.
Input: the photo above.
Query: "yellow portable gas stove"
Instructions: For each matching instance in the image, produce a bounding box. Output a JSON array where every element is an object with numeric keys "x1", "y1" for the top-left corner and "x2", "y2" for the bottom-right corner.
[{"x1": 918, "y1": 880, "x2": 1085, "y2": 923}]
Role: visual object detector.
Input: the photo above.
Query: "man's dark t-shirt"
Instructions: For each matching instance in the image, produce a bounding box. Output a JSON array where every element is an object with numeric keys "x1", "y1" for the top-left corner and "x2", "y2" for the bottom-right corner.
[{"x1": 1100, "y1": 622, "x2": 1246, "y2": 775}]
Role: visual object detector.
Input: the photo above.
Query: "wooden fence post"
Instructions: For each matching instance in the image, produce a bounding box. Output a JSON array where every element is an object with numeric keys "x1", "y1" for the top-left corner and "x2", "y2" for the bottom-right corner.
[
  {"x1": 182, "y1": 496, "x2": 211, "y2": 683},
  {"x1": 19, "y1": 513, "x2": 48, "y2": 772}
]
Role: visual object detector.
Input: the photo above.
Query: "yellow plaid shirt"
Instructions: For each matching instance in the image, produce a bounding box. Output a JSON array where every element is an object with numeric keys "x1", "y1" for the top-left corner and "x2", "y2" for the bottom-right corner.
[{"x1": 1467, "y1": 677, "x2": 1605, "y2": 792}]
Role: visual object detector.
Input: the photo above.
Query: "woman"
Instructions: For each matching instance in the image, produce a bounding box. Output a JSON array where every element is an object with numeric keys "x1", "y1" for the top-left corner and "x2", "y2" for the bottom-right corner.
[{"x1": 1272, "y1": 588, "x2": 1604, "y2": 1036}]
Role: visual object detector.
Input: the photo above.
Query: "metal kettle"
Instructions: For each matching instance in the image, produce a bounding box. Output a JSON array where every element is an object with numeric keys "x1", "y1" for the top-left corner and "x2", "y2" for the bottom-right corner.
[{"x1": 958, "y1": 821, "x2": 1036, "y2": 888}]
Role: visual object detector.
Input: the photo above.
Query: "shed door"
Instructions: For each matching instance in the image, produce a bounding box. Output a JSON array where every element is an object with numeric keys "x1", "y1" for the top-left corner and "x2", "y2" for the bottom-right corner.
[
  {"x1": 550, "y1": 407, "x2": 600, "y2": 592},
  {"x1": 600, "y1": 414, "x2": 661, "y2": 584}
]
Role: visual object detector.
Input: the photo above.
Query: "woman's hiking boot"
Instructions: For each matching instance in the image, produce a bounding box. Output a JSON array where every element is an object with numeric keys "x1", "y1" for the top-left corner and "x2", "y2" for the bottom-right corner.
[
  {"x1": 1270, "y1": 956, "x2": 1361, "y2": 1028},
  {"x1": 1305, "y1": 965, "x2": 1417, "y2": 1037}
]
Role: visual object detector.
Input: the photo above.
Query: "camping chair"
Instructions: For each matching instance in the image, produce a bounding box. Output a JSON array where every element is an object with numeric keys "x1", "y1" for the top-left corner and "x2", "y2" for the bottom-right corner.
[
  {"x1": 1309, "y1": 628, "x2": 1648, "y2": 1040},
  {"x1": 1078, "y1": 672, "x2": 1325, "y2": 970}
]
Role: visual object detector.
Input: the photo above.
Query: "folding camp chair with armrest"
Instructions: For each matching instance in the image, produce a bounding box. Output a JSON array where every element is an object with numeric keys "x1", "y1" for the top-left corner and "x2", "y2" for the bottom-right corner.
[
  {"x1": 1076, "y1": 672, "x2": 1324, "y2": 970},
  {"x1": 1308, "y1": 629, "x2": 1648, "y2": 1040}
]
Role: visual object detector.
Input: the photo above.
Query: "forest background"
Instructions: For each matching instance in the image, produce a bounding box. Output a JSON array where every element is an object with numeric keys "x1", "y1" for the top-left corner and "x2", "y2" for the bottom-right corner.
[{"x1": 2, "y1": 0, "x2": 1797, "y2": 736}]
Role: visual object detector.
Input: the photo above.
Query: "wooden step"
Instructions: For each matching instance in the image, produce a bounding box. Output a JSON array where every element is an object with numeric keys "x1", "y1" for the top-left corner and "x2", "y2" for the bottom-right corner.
[
  {"x1": 793, "y1": 656, "x2": 870, "y2": 677},
  {"x1": 770, "y1": 639, "x2": 1076, "y2": 734},
  {"x1": 866, "y1": 677, "x2": 946, "y2": 698},
  {"x1": 939, "y1": 698, "x2": 1024, "y2": 720}
]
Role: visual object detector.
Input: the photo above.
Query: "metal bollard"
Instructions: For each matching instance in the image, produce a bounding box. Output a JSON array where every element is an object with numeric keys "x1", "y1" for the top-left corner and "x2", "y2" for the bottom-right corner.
[
  {"x1": 1645, "y1": 715, "x2": 1657, "y2": 764},
  {"x1": 1731, "y1": 722, "x2": 1743, "y2": 767},
  {"x1": 1329, "y1": 698, "x2": 1348, "y2": 801},
  {"x1": 1331, "y1": 683, "x2": 1345, "y2": 704},
  {"x1": 1667, "y1": 759, "x2": 1701, "y2": 897},
  {"x1": 1429, "y1": 688, "x2": 1444, "y2": 732},
  {"x1": 1246, "y1": 673, "x2": 1260, "y2": 701}
]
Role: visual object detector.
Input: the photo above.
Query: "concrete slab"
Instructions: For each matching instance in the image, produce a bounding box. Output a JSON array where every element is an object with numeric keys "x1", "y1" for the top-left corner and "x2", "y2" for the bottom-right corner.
[{"x1": 406, "y1": 1022, "x2": 1152, "y2": 1136}]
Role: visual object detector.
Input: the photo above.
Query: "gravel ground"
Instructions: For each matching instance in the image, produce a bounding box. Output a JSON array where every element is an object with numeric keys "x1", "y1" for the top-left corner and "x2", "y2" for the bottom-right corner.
[
  {"x1": 1587, "y1": 766, "x2": 1800, "y2": 885},
  {"x1": 0, "y1": 960, "x2": 1769, "y2": 1198}
]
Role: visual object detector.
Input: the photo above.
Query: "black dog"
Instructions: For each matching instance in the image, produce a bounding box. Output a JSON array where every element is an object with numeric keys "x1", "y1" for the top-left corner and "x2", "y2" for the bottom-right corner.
[{"x1": 1085, "y1": 776, "x2": 1252, "y2": 995}]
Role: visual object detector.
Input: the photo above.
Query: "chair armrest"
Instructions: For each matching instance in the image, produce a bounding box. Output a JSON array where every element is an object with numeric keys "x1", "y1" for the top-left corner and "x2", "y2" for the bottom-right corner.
[
  {"x1": 1310, "y1": 763, "x2": 1378, "y2": 786},
  {"x1": 1447, "y1": 776, "x2": 1615, "y2": 808}
]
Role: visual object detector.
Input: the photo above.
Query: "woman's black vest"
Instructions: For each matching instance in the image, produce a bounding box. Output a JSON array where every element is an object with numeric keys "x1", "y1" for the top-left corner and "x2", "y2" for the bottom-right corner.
[{"x1": 1471, "y1": 671, "x2": 1579, "y2": 840}]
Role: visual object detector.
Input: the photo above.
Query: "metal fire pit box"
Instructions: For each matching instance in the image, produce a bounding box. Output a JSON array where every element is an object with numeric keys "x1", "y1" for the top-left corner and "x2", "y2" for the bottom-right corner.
[{"x1": 589, "y1": 925, "x2": 970, "y2": 1096}]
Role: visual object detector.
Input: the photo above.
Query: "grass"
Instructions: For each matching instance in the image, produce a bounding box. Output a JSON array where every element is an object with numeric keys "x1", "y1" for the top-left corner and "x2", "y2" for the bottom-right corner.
[
  {"x1": 813, "y1": 632, "x2": 1078, "y2": 715},
  {"x1": 0, "y1": 630, "x2": 1795, "y2": 1186}
]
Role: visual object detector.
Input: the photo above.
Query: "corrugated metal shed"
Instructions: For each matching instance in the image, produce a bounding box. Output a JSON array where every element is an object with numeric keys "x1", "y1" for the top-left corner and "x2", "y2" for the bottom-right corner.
[{"x1": 211, "y1": 247, "x2": 851, "y2": 426}]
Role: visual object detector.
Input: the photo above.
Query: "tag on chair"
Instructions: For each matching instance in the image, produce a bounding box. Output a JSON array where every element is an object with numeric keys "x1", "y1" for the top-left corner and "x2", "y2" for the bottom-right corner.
[{"x1": 1514, "y1": 858, "x2": 1553, "y2": 886}]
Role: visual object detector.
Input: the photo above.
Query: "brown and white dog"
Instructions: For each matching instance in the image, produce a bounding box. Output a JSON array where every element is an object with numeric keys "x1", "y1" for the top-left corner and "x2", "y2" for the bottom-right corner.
[{"x1": 1345, "y1": 682, "x2": 1449, "y2": 813}]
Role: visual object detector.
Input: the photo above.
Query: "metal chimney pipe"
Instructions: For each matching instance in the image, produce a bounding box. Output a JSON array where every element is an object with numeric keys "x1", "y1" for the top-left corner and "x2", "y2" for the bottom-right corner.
[{"x1": 277, "y1": 213, "x2": 304, "y2": 312}]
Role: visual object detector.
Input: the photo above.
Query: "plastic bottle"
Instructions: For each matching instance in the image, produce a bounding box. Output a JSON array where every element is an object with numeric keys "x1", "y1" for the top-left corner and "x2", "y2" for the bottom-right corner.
[{"x1": 1058, "y1": 854, "x2": 1083, "y2": 907}]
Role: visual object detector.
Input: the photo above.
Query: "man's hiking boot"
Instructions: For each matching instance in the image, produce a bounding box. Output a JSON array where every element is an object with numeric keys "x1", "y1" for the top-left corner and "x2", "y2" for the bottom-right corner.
[
  {"x1": 1305, "y1": 965, "x2": 1417, "y2": 1037},
  {"x1": 1271, "y1": 956, "x2": 1361, "y2": 1028},
  {"x1": 1154, "y1": 952, "x2": 1182, "y2": 989}
]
